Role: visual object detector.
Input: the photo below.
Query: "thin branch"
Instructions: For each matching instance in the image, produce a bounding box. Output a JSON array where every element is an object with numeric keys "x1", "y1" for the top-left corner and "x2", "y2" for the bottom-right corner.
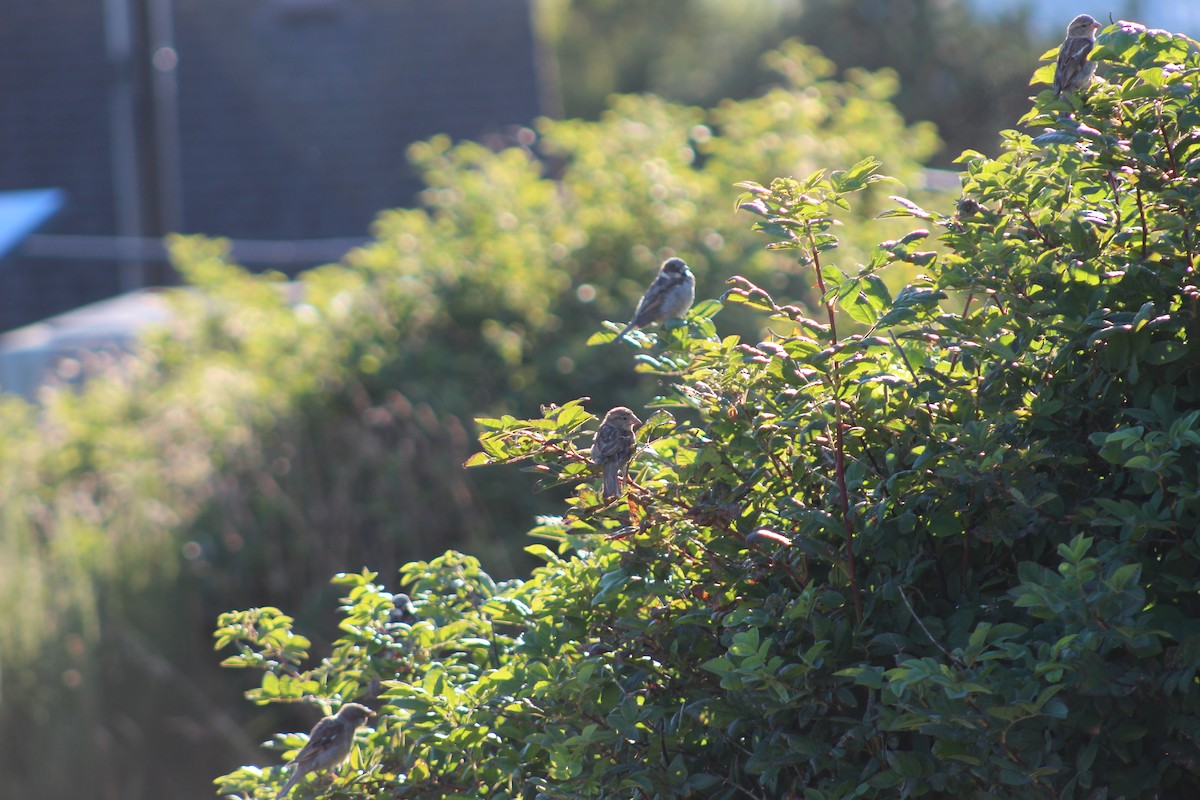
[
  {"x1": 1135, "y1": 184, "x2": 1148, "y2": 259},
  {"x1": 899, "y1": 587, "x2": 961, "y2": 667},
  {"x1": 805, "y1": 222, "x2": 862, "y2": 623},
  {"x1": 1156, "y1": 104, "x2": 1194, "y2": 273}
]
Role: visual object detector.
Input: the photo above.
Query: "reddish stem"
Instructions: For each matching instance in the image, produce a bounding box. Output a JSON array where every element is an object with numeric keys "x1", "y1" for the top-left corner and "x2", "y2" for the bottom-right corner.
[
  {"x1": 1158, "y1": 108, "x2": 1193, "y2": 272},
  {"x1": 807, "y1": 223, "x2": 862, "y2": 624}
]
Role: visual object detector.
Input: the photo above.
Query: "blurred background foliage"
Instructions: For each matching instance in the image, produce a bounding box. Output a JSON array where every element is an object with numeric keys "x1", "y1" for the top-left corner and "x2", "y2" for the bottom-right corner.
[
  {"x1": 539, "y1": 0, "x2": 1049, "y2": 167},
  {"x1": 0, "y1": 1, "x2": 1069, "y2": 797}
]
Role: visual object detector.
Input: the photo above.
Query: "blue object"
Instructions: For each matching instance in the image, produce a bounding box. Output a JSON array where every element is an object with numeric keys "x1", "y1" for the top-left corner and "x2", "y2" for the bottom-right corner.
[{"x1": 0, "y1": 188, "x2": 65, "y2": 261}]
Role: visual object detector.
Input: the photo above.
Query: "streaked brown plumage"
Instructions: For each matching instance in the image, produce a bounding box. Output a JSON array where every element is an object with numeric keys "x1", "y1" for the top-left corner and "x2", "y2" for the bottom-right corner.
[
  {"x1": 614, "y1": 257, "x2": 695, "y2": 342},
  {"x1": 591, "y1": 407, "x2": 642, "y2": 500},
  {"x1": 275, "y1": 703, "x2": 374, "y2": 799},
  {"x1": 1054, "y1": 14, "x2": 1101, "y2": 97}
]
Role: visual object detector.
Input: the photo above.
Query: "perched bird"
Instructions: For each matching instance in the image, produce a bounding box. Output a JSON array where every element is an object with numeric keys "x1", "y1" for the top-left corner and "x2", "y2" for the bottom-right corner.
[
  {"x1": 591, "y1": 407, "x2": 642, "y2": 501},
  {"x1": 614, "y1": 257, "x2": 695, "y2": 342},
  {"x1": 387, "y1": 592, "x2": 419, "y2": 626},
  {"x1": 276, "y1": 703, "x2": 375, "y2": 799},
  {"x1": 1054, "y1": 14, "x2": 1101, "y2": 97}
]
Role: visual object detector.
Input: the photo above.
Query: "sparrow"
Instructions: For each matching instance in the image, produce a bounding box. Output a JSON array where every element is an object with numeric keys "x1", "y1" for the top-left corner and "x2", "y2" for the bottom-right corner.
[
  {"x1": 1054, "y1": 14, "x2": 1101, "y2": 97},
  {"x1": 275, "y1": 703, "x2": 375, "y2": 799},
  {"x1": 614, "y1": 257, "x2": 696, "y2": 341},
  {"x1": 591, "y1": 407, "x2": 642, "y2": 501},
  {"x1": 387, "y1": 593, "x2": 419, "y2": 626}
]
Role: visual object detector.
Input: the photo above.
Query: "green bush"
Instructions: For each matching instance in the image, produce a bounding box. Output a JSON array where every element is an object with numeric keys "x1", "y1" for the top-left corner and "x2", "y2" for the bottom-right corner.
[{"x1": 216, "y1": 22, "x2": 1200, "y2": 798}]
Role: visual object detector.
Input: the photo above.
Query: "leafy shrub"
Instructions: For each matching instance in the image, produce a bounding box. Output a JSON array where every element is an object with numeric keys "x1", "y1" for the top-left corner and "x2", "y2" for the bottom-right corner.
[{"x1": 216, "y1": 21, "x2": 1200, "y2": 799}]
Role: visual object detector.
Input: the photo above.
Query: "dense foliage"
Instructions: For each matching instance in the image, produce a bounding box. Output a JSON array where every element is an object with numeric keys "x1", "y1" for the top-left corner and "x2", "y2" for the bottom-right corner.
[
  {"x1": 0, "y1": 46, "x2": 936, "y2": 800},
  {"x1": 216, "y1": 22, "x2": 1200, "y2": 799}
]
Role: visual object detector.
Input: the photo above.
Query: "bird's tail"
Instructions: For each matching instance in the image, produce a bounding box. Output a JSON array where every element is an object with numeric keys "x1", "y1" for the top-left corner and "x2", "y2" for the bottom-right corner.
[
  {"x1": 612, "y1": 323, "x2": 634, "y2": 343},
  {"x1": 603, "y1": 462, "x2": 622, "y2": 500},
  {"x1": 275, "y1": 768, "x2": 299, "y2": 800}
]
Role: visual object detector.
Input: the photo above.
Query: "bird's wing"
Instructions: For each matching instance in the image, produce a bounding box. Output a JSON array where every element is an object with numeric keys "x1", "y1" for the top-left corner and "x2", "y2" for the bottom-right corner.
[
  {"x1": 1055, "y1": 36, "x2": 1093, "y2": 91},
  {"x1": 629, "y1": 275, "x2": 674, "y2": 326},
  {"x1": 293, "y1": 717, "x2": 344, "y2": 765},
  {"x1": 593, "y1": 424, "x2": 620, "y2": 463}
]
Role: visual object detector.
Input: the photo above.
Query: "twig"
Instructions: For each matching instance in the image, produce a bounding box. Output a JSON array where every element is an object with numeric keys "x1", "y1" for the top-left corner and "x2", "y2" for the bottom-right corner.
[
  {"x1": 1135, "y1": 184, "x2": 1148, "y2": 259},
  {"x1": 898, "y1": 587, "x2": 960, "y2": 666},
  {"x1": 807, "y1": 223, "x2": 862, "y2": 623},
  {"x1": 1156, "y1": 105, "x2": 1194, "y2": 272}
]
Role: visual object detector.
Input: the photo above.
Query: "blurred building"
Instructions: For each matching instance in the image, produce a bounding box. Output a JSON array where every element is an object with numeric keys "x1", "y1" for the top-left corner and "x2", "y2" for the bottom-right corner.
[{"x1": 0, "y1": 0, "x2": 547, "y2": 332}]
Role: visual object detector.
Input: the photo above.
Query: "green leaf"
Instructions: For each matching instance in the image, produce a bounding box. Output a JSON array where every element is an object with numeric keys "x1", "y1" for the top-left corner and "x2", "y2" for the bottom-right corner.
[
  {"x1": 689, "y1": 298, "x2": 724, "y2": 321},
  {"x1": 1030, "y1": 62, "x2": 1056, "y2": 86},
  {"x1": 840, "y1": 283, "x2": 881, "y2": 325},
  {"x1": 876, "y1": 285, "x2": 947, "y2": 327},
  {"x1": 463, "y1": 451, "x2": 492, "y2": 468},
  {"x1": 877, "y1": 195, "x2": 934, "y2": 220}
]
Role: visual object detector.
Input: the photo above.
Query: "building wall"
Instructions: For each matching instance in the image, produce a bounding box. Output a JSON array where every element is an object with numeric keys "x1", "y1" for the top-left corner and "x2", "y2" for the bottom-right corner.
[
  {"x1": 174, "y1": 0, "x2": 543, "y2": 238},
  {"x1": 0, "y1": 0, "x2": 543, "y2": 331},
  {"x1": 0, "y1": 1, "x2": 121, "y2": 330}
]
